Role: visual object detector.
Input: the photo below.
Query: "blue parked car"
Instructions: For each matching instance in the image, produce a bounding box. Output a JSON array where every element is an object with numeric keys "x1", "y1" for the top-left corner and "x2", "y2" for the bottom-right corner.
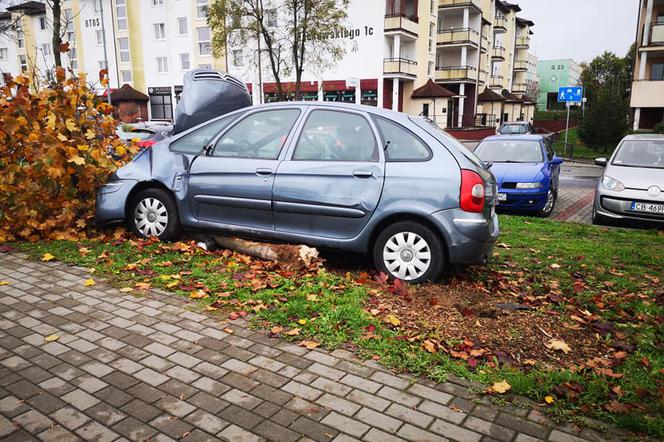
[{"x1": 474, "y1": 135, "x2": 563, "y2": 217}]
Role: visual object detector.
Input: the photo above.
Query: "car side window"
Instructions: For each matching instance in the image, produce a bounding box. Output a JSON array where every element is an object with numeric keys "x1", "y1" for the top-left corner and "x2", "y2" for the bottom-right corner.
[
  {"x1": 544, "y1": 140, "x2": 555, "y2": 161},
  {"x1": 213, "y1": 109, "x2": 300, "y2": 159},
  {"x1": 374, "y1": 116, "x2": 431, "y2": 161},
  {"x1": 293, "y1": 110, "x2": 378, "y2": 162},
  {"x1": 170, "y1": 114, "x2": 241, "y2": 154}
]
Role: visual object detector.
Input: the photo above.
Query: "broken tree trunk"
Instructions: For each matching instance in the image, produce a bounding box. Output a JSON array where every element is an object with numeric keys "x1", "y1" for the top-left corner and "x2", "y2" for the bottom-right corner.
[{"x1": 212, "y1": 236, "x2": 321, "y2": 271}]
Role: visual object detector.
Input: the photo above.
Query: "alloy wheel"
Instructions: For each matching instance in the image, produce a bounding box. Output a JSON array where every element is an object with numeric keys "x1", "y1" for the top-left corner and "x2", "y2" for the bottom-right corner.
[
  {"x1": 134, "y1": 197, "x2": 168, "y2": 237},
  {"x1": 543, "y1": 190, "x2": 555, "y2": 214},
  {"x1": 382, "y1": 231, "x2": 431, "y2": 281}
]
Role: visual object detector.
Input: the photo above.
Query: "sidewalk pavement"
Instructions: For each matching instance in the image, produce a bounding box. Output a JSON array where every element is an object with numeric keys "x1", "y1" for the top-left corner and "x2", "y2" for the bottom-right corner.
[{"x1": 0, "y1": 253, "x2": 624, "y2": 442}]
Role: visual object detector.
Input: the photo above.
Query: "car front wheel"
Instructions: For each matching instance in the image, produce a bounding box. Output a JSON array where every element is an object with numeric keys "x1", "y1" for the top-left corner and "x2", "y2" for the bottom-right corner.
[
  {"x1": 538, "y1": 189, "x2": 557, "y2": 218},
  {"x1": 129, "y1": 188, "x2": 181, "y2": 241},
  {"x1": 373, "y1": 221, "x2": 444, "y2": 284}
]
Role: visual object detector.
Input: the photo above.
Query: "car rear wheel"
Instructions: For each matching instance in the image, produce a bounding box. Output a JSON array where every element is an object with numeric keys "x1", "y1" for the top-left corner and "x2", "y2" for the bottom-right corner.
[
  {"x1": 129, "y1": 188, "x2": 181, "y2": 241},
  {"x1": 373, "y1": 221, "x2": 444, "y2": 284},
  {"x1": 538, "y1": 189, "x2": 556, "y2": 218}
]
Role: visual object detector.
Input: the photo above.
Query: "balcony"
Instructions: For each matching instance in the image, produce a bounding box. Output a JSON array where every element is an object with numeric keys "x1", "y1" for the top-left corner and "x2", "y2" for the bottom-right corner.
[
  {"x1": 515, "y1": 36, "x2": 530, "y2": 49},
  {"x1": 437, "y1": 28, "x2": 481, "y2": 47},
  {"x1": 435, "y1": 65, "x2": 477, "y2": 82},
  {"x1": 492, "y1": 45, "x2": 506, "y2": 60},
  {"x1": 384, "y1": 14, "x2": 419, "y2": 38},
  {"x1": 481, "y1": 34, "x2": 489, "y2": 52},
  {"x1": 494, "y1": 16, "x2": 507, "y2": 33},
  {"x1": 490, "y1": 74, "x2": 504, "y2": 88},
  {"x1": 439, "y1": 0, "x2": 481, "y2": 11},
  {"x1": 630, "y1": 80, "x2": 664, "y2": 108},
  {"x1": 512, "y1": 82, "x2": 527, "y2": 93},
  {"x1": 513, "y1": 60, "x2": 528, "y2": 71},
  {"x1": 383, "y1": 58, "x2": 418, "y2": 78},
  {"x1": 648, "y1": 22, "x2": 664, "y2": 46}
]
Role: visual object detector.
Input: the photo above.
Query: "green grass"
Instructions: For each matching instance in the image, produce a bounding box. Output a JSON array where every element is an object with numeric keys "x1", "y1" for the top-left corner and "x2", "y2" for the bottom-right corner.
[
  {"x1": 553, "y1": 127, "x2": 615, "y2": 161},
  {"x1": 11, "y1": 216, "x2": 664, "y2": 438}
]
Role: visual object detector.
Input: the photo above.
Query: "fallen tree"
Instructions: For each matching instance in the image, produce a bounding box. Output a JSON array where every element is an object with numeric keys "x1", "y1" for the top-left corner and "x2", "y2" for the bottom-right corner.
[{"x1": 212, "y1": 236, "x2": 322, "y2": 271}]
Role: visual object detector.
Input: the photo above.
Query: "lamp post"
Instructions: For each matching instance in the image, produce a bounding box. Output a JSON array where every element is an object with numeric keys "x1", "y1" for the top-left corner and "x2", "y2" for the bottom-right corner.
[{"x1": 99, "y1": 0, "x2": 111, "y2": 104}]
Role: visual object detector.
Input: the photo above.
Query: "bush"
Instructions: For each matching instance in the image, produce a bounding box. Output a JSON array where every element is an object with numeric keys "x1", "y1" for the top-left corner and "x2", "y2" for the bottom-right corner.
[
  {"x1": 654, "y1": 122, "x2": 664, "y2": 134},
  {"x1": 0, "y1": 68, "x2": 136, "y2": 243}
]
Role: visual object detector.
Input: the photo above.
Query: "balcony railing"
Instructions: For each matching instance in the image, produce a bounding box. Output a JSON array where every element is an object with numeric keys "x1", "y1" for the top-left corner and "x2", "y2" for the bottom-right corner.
[
  {"x1": 383, "y1": 58, "x2": 418, "y2": 77},
  {"x1": 514, "y1": 60, "x2": 528, "y2": 71},
  {"x1": 492, "y1": 45, "x2": 506, "y2": 59},
  {"x1": 439, "y1": 0, "x2": 481, "y2": 9},
  {"x1": 649, "y1": 22, "x2": 664, "y2": 45},
  {"x1": 512, "y1": 83, "x2": 527, "y2": 93},
  {"x1": 475, "y1": 113, "x2": 498, "y2": 127},
  {"x1": 515, "y1": 36, "x2": 530, "y2": 48},
  {"x1": 490, "y1": 75, "x2": 504, "y2": 87},
  {"x1": 435, "y1": 65, "x2": 477, "y2": 81},
  {"x1": 437, "y1": 28, "x2": 481, "y2": 46},
  {"x1": 384, "y1": 14, "x2": 419, "y2": 37},
  {"x1": 494, "y1": 16, "x2": 507, "y2": 31}
]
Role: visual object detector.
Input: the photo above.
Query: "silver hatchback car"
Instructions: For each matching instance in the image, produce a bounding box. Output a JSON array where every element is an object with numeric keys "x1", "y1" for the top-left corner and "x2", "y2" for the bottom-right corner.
[
  {"x1": 96, "y1": 102, "x2": 499, "y2": 283},
  {"x1": 593, "y1": 134, "x2": 664, "y2": 226}
]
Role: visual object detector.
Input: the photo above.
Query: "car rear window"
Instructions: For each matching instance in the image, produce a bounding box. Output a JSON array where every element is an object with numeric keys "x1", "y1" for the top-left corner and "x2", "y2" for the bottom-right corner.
[
  {"x1": 475, "y1": 140, "x2": 543, "y2": 163},
  {"x1": 499, "y1": 124, "x2": 528, "y2": 134},
  {"x1": 170, "y1": 113, "x2": 241, "y2": 154}
]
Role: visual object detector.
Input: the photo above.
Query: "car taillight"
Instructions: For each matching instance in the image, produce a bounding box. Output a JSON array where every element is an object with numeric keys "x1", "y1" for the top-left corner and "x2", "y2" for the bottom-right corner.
[{"x1": 460, "y1": 169, "x2": 485, "y2": 213}]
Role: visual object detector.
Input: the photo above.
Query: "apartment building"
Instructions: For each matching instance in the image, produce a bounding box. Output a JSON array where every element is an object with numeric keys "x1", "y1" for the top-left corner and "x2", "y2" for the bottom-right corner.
[
  {"x1": 631, "y1": 0, "x2": 664, "y2": 130},
  {"x1": 536, "y1": 59, "x2": 581, "y2": 111},
  {"x1": 0, "y1": 0, "x2": 536, "y2": 127}
]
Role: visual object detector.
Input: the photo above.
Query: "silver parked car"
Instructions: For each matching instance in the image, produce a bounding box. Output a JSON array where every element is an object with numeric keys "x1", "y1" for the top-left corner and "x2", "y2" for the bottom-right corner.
[
  {"x1": 593, "y1": 134, "x2": 664, "y2": 226},
  {"x1": 96, "y1": 102, "x2": 499, "y2": 283}
]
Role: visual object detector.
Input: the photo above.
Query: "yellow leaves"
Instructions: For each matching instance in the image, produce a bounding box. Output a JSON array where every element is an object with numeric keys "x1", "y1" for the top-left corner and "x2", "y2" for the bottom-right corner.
[
  {"x1": 544, "y1": 395, "x2": 555, "y2": 404},
  {"x1": 83, "y1": 279, "x2": 95, "y2": 287},
  {"x1": 65, "y1": 118, "x2": 77, "y2": 132},
  {"x1": 488, "y1": 380, "x2": 511, "y2": 394},
  {"x1": 286, "y1": 328, "x2": 301, "y2": 336},
  {"x1": 85, "y1": 129, "x2": 96, "y2": 139},
  {"x1": 134, "y1": 282, "x2": 152, "y2": 290},
  {"x1": 77, "y1": 144, "x2": 89, "y2": 152},
  {"x1": 57, "y1": 133, "x2": 68, "y2": 142},
  {"x1": 166, "y1": 281, "x2": 179, "y2": 288},
  {"x1": 115, "y1": 144, "x2": 126, "y2": 156},
  {"x1": 270, "y1": 326, "x2": 284, "y2": 334},
  {"x1": 189, "y1": 289, "x2": 208, "y2": 299},
  {"x1": 68, "y1": 155, "x2": 86, "y2": 166},
  {"x1": 78, "y1": 247, "x2": 91, "y2": 256},
  {"x1": 545, "y1": 338, "x2": 571, "y2": 354},
  {"x1": 42, "y1": 253, "x2": 55, "y2": 262},
  {"x1": 44, "y1": 334, "x2": 60, "y2": 342},
  {"x1": 423, "y1": 340, "x2": 437, "y2": 354},
  {"x1": 299, "y1": 340, "x2": 320, "y2": 350},
  {"x1": 385, "y1": 314, "x2": 401, "y2": 327},
  {"x1": 119, "y1": 287, "x2": 133, "y2": 293},
  {"x1": 297, "y1": 319, "x2": 307, "y2": 325},
  {"x1": 46, "y1": 113, "x2": 56, "y2": 129},
  {"x1": 0, "y1": 281, "x2": 10, "y2": 286}
]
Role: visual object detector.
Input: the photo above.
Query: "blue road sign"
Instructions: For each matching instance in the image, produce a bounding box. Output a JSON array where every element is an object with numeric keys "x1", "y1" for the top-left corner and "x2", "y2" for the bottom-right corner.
[{"x1": 558, "y1": 86, "x2": 583, "y2": 103}]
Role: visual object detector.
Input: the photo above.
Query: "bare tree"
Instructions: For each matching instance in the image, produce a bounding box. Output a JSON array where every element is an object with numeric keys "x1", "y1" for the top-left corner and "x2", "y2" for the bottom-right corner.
[{"x1": 44, "y1": 0, "x2": 63, "y2": 67}]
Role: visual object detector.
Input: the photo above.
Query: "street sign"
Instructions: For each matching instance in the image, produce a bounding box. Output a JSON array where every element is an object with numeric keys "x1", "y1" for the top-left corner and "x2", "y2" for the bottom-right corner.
[{"x1": 558, "y1": 86, "x2": 583, "y2": 103}]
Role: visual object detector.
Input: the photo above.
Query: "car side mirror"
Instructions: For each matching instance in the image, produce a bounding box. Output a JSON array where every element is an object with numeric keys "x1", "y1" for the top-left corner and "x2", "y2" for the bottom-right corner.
[
  {"x1": 550, "y1": 156, "x2": 564, "y2": 165},
  {"x1": 595, "y1": 157, "x2": 607, "y2": 167}
]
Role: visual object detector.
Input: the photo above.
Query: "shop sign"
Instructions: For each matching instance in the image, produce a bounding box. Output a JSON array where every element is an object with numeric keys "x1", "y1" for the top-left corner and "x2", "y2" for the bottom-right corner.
[{"x1": 148, "y1": 86, "x2": 172, "y2": 96}]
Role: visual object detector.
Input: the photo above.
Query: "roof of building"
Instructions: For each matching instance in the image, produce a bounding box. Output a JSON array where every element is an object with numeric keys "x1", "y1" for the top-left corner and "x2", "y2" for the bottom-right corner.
[
  {"x1": 411, "y1": 79, "x2": 456, "y2": 99},
  {"x1": 496, "y1": 1, "x2": 521, "y2": 13},
  {"x1": 519, "y1": 94, "x2": 536, "y2": 104},
  {"x1": 502, "y1": 90, "x2": 524, "y2": 103},
  {"x1": 0, "y1": 11, "x2": 11, "y2": 20},
  {"x1": 100, "y1": 84, "x2": 150, "y2": 102},
  {"x1": 6, "y1": 1, "x2": 46, "y2": 15},
  {"x1": 516, "y1": 17, "x2": 535, "y2": 27},
  {"x1": 477, "y1": 88, "x2": 505, "y2": 102}
]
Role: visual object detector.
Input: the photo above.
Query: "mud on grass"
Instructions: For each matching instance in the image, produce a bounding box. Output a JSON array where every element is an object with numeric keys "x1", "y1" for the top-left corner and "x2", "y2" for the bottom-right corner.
[{"x1": 9, "y1": 215, "x2": 664, "y2": 438}]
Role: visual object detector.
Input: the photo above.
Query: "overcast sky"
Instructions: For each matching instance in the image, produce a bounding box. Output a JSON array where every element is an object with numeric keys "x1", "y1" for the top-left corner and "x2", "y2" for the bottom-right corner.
[{"x1": 518, "y1": 0, "x2": 639, "y2": 63}]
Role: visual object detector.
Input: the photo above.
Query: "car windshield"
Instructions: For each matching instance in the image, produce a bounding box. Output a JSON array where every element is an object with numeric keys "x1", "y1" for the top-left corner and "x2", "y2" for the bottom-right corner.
[
  {"x1": 411, "y1": 116, "x2": 485, "y2": 168},
  {"x1": 117, "y1": 127, "x2": 154, "y2": 141},
  {"x1": 612, "y1": 140, "x2": 664, "y2": 169},
  {"x1": 475, "y1": 140, "x2": 544, "y2": 163},
  {"x1": 499, "y1": 124, "x2": 528, "y2": 134}
]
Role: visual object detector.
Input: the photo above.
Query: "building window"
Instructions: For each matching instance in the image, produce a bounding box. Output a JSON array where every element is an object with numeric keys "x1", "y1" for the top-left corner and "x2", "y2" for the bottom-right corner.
[
  {"x1": 428, "y1": 23, "x2": 435, "y2": 53},
  {"x1": 197, "y1": 27, "x2": 211, "y2": 55},
  {"x1": 0, "y1": 48, "x2": 7, "y2": 60},
  {"x1": 180, "y1": 53, "x2": 190, "y2": 70},
  {"x1": 17, "y1": 31, "x2": 24, "y2": 48},
  {"x1": 116, "y1": 0, "x2": 127, "y2": 30},
  {"x1": 157, "y1": 56, "x2": 169, "y2": 73},
  {"x1": 94, "y1": 0, "x2": 102, "y2": 14},
  {"x1": 41, "y1": 43, "x2": 51, "y2": 56},
  {"x1": 19, "y1": 55, "x2": 27, "y2": 72},
  {"x1": 69, "y1": 48, "x2": 77, "y2": 70},
  {"x1": 428, "y1": 61, "x2": 434, "y2": 77},
  {"x1": 39, "y1": 17, "x2": 47, "y2": 30},
  {"x1": 198, "y1": 63, "x2": 212, "y2": 69},
  {"x1": 196, "y1": 0, "x2": 208, "y2": 19},
  {"x1": 121, "y1": 70, "x2": 132, "y2": 83},
  {"x1": 177, "y1": 17, "x2": 188, "y2": 35},
  {"x1": 266, "y1": 9, "x2": 277, "y2": 27},
  {"x1": 154, "y1": 23, "x2": 166, "y2": 40},
  {"x1": 149, "y1": 88, "x2": 173, "y2": 120},
  {"x1": 118, "y1": 37, "x2": 130, "y2": 62},
  {"x1": 153, "y1": 0, "x2": 164, "y2": 6},
  {"x1": 232, "y1": 50, "x2": 242, "y2": 66},
  {"x1": 96, "y1": 30, "x2": 104, "y2": 45},
  {"x1": 652, "y1": 63, "x2": 664, "y2": 81}
]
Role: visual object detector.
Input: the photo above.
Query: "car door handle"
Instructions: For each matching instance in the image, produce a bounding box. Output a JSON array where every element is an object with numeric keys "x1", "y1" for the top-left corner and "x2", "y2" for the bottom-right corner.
[
  {"x1": 353, "y1": 170, "x2": 373, "y2": 178},
  {"x1": 255, "y1": 168, "x2": 273, "y2": 176}
]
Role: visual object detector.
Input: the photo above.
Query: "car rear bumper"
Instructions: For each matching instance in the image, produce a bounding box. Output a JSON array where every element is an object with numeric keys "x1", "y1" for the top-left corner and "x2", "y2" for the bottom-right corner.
[
  {"x1": 428, "y1": 209, "x2": 499, "y2": 265},
  {"x1": 595, "y1": 188, "x2": 664, "y2": 224},
  {"x1": 496, "y1": 190, "x2": 547, "y2": 211},
  {"x1": 95, "y1": 179, "x2": 138, "y2": 226}
]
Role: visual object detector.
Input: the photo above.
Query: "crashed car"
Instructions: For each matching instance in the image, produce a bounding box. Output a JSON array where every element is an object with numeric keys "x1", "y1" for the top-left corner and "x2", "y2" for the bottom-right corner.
[{"x1": 116, "y1": 122, "x2": 173, "y2": 148}]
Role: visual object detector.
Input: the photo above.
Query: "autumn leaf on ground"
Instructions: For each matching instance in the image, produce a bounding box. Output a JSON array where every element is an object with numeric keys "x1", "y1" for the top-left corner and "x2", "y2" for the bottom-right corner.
[
  {"x1": 134, "y1": 282, "x2": 151, "y2": 290},
  {"x1": 286, "y1": 328, "x2": 301, "y2": 336},
  {"x1": 545, "y1": 338, "x2": 571, "y2": 354},
  {"x1": 79, "y1": 247, "x2": 91, "y2": 256},
  {"x1": 385, "y1": 314, "x2": 401, "y2": 326},
  {"x1": 189, "y1": 289, "x2": 207, "y2": 299},
  {"x1": 67, "y1": 155, "x2": 86, "y2": 166},
  {"x1": 0, "y1": 281, "x2": 9, "y2": 286},
  {"x1": 228, "y1": 312, "x2": 239, "y2": 320},
  {"x1": 223, "y1": 327, "x2": 234, "y2": 334},
  {"x1": 83, "y1": 279, "x2": 95, "y2": 287},
  {"x1": 44, "y1": 334, "x2": 59, "y2": 342},
  {"x1": 42, "y1": 253, "x2": 55, "y2": 262},
  {"x1": 119, "y1": 287, "x2": 133, "y2": 293},
  {"x1": 297, "y1": 319, "x2": 307, "y2": 325},
  {"x1": 166, "y1": 281, "x2": 179, "y2": 288},
  {"x1": 488, "y1": 380, "x2": 511, "y2": 394},
  {"x1": 544, "y1": 395, "x2": 555, "y2": 404},
  {"x1": 549, "y1": 263, "x2": 561, "y2": 270},
  {"x1": 299, "y1": 340, "x2": 320, "y2": 350},
  {"x1": 270, "y1": 326, "x2": 283, "y2": 334},
  {"x1": 423, "y1": 340, "x2": 437, "y2": 353}
]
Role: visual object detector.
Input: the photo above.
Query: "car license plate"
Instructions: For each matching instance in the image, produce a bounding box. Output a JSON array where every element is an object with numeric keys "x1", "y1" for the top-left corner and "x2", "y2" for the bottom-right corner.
[
  {"x1": 631, "y1": 202, "x2": 664, "y2": 214},
  {"x1": 497, "y1": 193, "x2": 507, "y2": 202}
]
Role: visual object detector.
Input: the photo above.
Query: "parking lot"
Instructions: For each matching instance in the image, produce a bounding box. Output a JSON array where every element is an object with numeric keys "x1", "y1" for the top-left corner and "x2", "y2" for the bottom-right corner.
[{"x1": 551, "y1": 162, "x2": 601, "y2": 224}]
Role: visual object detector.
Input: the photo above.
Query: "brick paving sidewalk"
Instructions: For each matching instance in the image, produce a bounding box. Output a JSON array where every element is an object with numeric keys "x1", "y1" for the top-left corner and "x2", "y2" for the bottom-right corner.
[
  {"x1": 552, "y1": 187, "x2": 595, "y2": 224},
  {"x1": 0, "y1": 253, "x2": 625, "y2": 442}
]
